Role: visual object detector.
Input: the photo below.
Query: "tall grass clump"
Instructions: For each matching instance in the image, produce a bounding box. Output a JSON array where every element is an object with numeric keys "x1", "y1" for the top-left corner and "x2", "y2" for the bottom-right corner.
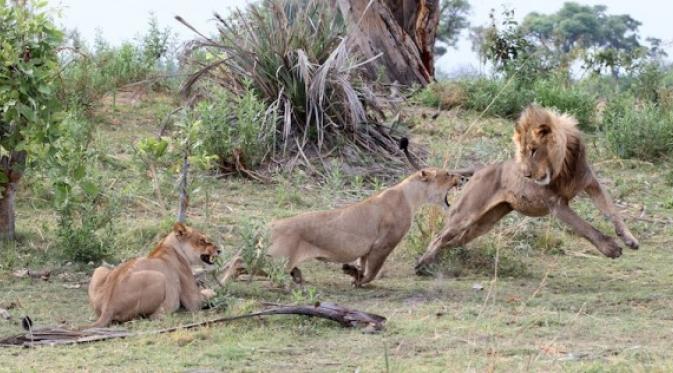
[
  {"x1": 603, "y1": 97, "x2": 673, "y2": 161},
  {"x1": 180, "y1": 0, "x2": 399, "y2": 169}
]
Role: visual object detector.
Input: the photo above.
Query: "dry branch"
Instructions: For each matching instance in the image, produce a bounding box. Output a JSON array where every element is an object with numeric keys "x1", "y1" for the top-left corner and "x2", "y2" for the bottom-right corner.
[{"x1": 0, "y1": 303, "x2": 386, "y2": 348}]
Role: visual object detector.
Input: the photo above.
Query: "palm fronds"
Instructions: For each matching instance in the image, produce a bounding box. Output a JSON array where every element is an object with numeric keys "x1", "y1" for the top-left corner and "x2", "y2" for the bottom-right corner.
[{"x1": 179, "y1": 0, "x2": 404, "y2": 172}]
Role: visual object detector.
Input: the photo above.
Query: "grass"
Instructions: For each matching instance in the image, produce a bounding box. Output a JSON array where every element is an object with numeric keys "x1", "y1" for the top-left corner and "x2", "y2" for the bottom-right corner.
[{"x1": 1, "y1": 94, "x2": 673, "y2": 371}]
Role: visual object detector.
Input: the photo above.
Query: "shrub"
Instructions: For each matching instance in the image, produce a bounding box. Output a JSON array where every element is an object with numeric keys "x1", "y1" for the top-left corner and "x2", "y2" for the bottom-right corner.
[
  {"x1": 603, "y1": 98, "x2": 673, "y2": 161},
  {"x1": 182, "y1": 0, "x2": 397, "y2": 165},
  {"x1": 438, "y1": 75, "x2": 597, "y2": 128},
  {"x1": 44, "y1": 112, "x2": 118, "y2": 263},
  {"x1": 412, "y1": 82, "x2": 466, "y2": 110},
  {"x1": 193, "y1": 85, "x2": 275, "y2": 171},
  {"x1": 532, "y1": 78, "x2": 596, "y2": 128},
  {"x1": 459, "y1": 78, "x2": 532, "y2": 118}
]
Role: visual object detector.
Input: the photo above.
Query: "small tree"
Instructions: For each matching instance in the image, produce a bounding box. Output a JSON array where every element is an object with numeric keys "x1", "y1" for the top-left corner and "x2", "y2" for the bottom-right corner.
[
  {"x1": 0, "y1": 1, "x2": 63, "y2": 240},
  {"x1": 435, "y1": 0, "x2": 471, "y2": 56}
]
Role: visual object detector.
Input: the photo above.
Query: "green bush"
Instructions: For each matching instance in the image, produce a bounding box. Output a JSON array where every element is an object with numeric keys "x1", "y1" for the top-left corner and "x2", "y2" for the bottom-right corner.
[
  {"x1": 603, "y1": 98, "x2": 673, "y2": 161},
  {"x1": 459, "y1": 78, "x2": 532, "y2": 118},
  {"x1": 194, "y1": 85, "x2": 275, "y2": 171},
  {"x1": 44, "y1": 112, "x2": 118, "y2": 263},
  {"x1": 412, "y1": 81, "x2": 466, "y2": 110},
  {"x1": 532, "y1": 78, "x2": 596, "y2": 128},
  {"x1": 56, "y1": 203, "x2": 117, "y2": 263},
  {"x1": 432, "y1": 75, "x2": 597, "y2": 128}
]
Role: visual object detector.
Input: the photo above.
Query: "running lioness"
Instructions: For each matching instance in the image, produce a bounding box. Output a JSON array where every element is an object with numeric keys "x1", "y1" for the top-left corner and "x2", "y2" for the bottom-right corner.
[{"x1": 268, "y1": 168, "x2": 465, "y2": 286}]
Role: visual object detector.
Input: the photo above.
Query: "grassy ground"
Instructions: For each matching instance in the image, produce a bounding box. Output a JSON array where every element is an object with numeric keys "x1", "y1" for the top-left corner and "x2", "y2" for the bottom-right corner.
[{"x1": 1, "y1": 96, "x2": 672, "y2": 372}]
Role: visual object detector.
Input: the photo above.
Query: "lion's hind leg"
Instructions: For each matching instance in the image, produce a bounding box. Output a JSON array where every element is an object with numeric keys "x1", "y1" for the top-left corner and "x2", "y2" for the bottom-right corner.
[
  {"x1": 88, "y1": 266, "x2": 112, "y2": 316},
  {"x1": 417, "y1": 202, "x2": 512, "y2": 275},
  {"x1": 115, "y1": 270, "x2": 169, "y2": 322}
]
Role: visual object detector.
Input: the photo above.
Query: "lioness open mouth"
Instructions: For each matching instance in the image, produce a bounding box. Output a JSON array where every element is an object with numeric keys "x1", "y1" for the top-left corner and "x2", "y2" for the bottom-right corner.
[{"x1": 200, "y1": 254, "x2": 215, "y2": 265}]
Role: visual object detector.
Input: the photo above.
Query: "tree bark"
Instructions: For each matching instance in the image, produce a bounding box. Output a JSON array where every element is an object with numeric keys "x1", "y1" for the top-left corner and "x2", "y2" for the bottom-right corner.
[
  {"x1": 337, "y1": 0, "x2": 440, "y2": 87},
  {"x1": 0, "y1": 152, "x2": 26, "y2": 241}
]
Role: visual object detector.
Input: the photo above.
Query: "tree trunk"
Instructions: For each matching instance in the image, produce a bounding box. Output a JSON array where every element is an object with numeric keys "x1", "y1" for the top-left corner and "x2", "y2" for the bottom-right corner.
[
  {"x1": 337, "y1": 0, "x2": 440, "y2": 87},
  {"x1": 0, "y1": 151, "x2": 26, "y2": 241}
]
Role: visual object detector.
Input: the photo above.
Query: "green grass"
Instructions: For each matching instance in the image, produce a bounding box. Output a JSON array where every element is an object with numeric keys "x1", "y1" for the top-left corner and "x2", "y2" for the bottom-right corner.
[{"x1": 1, "y1": 95, "x2": 672, "y2": 371}]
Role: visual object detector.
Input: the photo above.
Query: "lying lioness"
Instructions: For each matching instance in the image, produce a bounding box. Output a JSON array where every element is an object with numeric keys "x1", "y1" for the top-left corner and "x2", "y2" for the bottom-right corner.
[
  {"x1": 268, "y1": 168, "x2": 465, "y2": 286},
  {"x1": 87, "y1": 223, "x2": 220, "y2": 327}
]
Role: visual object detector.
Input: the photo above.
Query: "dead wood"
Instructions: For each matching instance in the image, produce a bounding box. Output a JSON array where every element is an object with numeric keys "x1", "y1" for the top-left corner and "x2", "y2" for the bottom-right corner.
[{"x1": 0, "y1": 303, "x2": 386, "y2": 348}]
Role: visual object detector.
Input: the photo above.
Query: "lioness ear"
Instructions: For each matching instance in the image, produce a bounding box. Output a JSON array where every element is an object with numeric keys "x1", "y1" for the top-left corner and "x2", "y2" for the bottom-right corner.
[
  {"x1": 419, "y1": 169, "x2": 432, "y2": 181},
  {"x1": 173, "y1": 222, "x2": 187, "y2": 237},
  {"x1": 535, "y1": 124, "x2": 551, "y2": 138}
]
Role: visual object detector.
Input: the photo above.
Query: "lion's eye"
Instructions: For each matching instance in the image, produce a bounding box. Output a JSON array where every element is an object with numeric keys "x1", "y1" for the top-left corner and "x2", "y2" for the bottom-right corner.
[{"x1": 200, "y1": 239, "x2": 207, "y2": 244}]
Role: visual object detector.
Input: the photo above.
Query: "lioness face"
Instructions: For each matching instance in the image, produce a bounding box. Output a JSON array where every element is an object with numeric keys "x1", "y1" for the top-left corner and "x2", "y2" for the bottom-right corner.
[
  {"x1": 173, "y1": 223, "x2": 221, "y2": 265},
  {"x1": 419, "y1": 168, "x2": 464, "y2": 209},
  {"x1": 514, "y1": 108, "x2": 554, "y2": 186}
]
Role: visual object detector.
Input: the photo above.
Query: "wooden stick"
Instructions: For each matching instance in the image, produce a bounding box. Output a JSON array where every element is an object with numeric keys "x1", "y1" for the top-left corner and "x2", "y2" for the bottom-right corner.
[{"x1": 0, "y1": 302, "x2": 386, "y2": 348}]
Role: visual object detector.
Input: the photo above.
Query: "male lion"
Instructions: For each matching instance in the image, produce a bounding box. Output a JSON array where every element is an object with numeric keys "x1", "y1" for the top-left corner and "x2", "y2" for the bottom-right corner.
[
  {"x1": 269, "y1": 168, "x2": 465, "y2": 286},
  {"x1": 87, "y1": 223, "x2": 220, "y2": 327},
  {"x1": 415, "y1": 105, "x2": 639, "y2": 273}
]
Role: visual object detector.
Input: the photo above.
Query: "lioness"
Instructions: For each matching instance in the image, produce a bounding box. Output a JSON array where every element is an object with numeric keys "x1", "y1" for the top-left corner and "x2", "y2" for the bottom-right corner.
[
  {"x1": 269, "y1": 168, "x2": 465, "y2": 286},
  {"x1": 416, "y1": 105, "x2": 639, "y2": 273},
  {"x1": 87, "y1": 223, "x2": 220, "y2": 327}
]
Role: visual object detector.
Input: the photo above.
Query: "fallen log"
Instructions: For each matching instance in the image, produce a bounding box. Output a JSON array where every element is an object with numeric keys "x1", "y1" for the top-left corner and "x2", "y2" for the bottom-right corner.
[{"x1": 0, "y1": 302, "x2": 386, "y2": 348}]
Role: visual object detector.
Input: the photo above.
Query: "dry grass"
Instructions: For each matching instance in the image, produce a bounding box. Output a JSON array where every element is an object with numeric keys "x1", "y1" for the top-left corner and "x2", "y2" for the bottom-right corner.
[{"x1": 1, "y1": 95, "x2": 672, "y2": 371}]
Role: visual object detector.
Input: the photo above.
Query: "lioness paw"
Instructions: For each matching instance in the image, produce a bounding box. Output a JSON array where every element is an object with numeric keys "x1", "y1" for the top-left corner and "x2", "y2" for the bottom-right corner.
[
  {"x1": 598, "y1": 237, "x2": 622, "y2": 258},
  {"x1": 619, "y1": 232, "x2": 639, "y2": 250},
  {"x1": 200, "y1": 288, "x2": 216, "y2": 299}
]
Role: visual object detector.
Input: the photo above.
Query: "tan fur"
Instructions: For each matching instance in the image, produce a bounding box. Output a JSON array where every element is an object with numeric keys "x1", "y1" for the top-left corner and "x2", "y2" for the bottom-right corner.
[
  {"x1": 87, "y1": 223, "x2": 220, "y2": 327},
  {"x1": 416, "y1": 105, "x2": 639, "y2": 273},
  {"x1": 269, "y1": 168, "x2": 464, "y2": 286}
]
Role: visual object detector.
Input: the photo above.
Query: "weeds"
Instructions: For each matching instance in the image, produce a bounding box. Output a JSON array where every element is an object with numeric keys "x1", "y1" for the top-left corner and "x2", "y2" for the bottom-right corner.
[{"x1": 238, "y1": 220, "x2": 270, "y2": 280}]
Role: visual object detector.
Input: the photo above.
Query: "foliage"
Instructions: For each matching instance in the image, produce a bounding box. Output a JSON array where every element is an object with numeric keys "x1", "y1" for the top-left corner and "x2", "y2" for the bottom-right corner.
[
  {"x1": 59, "y1": 14, "x2": 176, "y2": 109},
  {"x1": 44, "y1": 112, "x2": 117, "y2": 263},
  {"x1": 530, "y1": 76, "x2": 596, "y2": 128},
  {"x1": 475, "y1": 8, "x2": 554, "y2": 85},
  {"x1": 182, "y1": 0, "x2": 397, "y2": 166},
  {"x1": 603, "y1": 97, "x2": 673, "y2": 161},
  {"x1": 193, "y1": 84, "x2": 275, "y2": 172},
  {"x1": 435, "y1": 0, "x2": 471, "y2": 56},
  {"x1": 238, "y1": 219, "x2": 270, "y2": 280},
  {"x1": 416, "y1": 73, "x2": 596, "y2": 127},
  {"x1": 0, "y1": 0, "x2": 63, "y2": 177}
]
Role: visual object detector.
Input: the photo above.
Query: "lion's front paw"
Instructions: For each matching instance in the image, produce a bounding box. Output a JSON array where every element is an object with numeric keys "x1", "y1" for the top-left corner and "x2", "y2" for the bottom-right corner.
[
  {"x1": 200, "y1": 288, "x2": 216, "y2": 299},
  {"x1": 619, "y1": 231, "x2": 639, "y2": 250},
  {"x1": 597, "y1": 237, "x2": 622, "y2": 258}
]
